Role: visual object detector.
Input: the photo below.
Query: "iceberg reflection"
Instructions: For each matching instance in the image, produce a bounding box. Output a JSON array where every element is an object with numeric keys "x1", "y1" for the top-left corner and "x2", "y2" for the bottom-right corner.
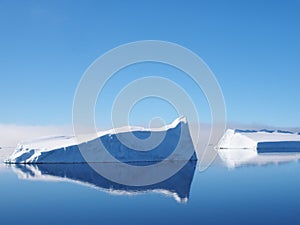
[
  {"x1": 218, "y1": 148, "x2": 300, "y2": 168},
  {"x1": 10, "y1": 160, "x2": 196, "y2": 203}
]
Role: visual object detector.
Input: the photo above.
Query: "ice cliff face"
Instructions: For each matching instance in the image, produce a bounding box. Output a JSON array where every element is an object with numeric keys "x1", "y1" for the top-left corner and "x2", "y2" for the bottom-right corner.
[{"x1": 5, "y1": 117, "x2": 197, "y2": 164}]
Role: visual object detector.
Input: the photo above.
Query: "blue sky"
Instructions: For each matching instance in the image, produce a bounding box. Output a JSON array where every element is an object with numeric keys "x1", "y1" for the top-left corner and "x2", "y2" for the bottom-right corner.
[{"x1": 0, "y1": 0, "x2": 299, "y2": 127}]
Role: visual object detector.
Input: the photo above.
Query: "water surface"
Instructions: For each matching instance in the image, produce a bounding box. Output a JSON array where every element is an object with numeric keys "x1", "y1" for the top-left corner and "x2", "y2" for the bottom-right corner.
[{"x1": 1, "y1": 148, "x2": 300, "y2": 225}]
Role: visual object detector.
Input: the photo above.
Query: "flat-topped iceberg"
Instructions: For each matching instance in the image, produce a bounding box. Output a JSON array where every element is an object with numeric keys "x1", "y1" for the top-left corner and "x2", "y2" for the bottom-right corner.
[
  {"x1": 217, "y1": 129, "x2": 300, "y2": 168},
  {"x1": 5, "y1": 117, "x2": 197, "y2": 164},
  {"x1": 217, "y1": 129, "x2": 300, "y2": 151}
]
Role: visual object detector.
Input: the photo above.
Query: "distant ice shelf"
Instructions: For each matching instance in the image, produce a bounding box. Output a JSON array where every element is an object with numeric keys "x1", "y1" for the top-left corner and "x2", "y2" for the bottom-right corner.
[
  {"x1": 5, "y1": 116, "x2": 197, "y2": 164},
  {"x1": 216, "y1": 129, "x2": 300, "y2": 168}
]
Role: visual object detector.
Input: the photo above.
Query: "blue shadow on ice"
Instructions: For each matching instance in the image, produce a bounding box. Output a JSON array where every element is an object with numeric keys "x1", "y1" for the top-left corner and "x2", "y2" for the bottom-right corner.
[{"x1": 257, "y1": 141, "x2": 300, "y2": 153}]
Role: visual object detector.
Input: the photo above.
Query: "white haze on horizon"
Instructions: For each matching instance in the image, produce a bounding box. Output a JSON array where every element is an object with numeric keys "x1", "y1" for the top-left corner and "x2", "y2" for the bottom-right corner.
[
  {"x1": 0, "y1": 124, "x2": 73, "y2": 147},
  {"x1": 1, "y1": 121, "x2": 299, "y2": 148}
]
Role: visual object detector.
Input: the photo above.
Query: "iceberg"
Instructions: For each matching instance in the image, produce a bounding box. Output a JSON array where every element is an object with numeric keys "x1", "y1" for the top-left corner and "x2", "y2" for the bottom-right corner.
[
  {"x1": 216, "y1": 129, "x2": 300, "y2": 168},
  {"x1": 5, "y1": 117, "x2": 197, "y2": 164},
  {"x1": 217, "y1": 129, "x2": 300, "y2": 151},
  {"x1": 10, "y1": 160, "x2": 196, "y2": 203}
]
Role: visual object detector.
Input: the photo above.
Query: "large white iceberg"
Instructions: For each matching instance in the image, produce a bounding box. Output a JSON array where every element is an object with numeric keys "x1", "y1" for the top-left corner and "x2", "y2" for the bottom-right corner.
[
  {"x1": 217, "y1": 129, "x2": 300, "y2": 168},
  {"x1": 5, "y1": 117, "x2": 197, "y2": 164}
]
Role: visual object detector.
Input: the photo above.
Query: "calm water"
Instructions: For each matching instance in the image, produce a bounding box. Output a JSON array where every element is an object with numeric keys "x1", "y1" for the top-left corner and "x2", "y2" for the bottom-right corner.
[{"x1": 1, "y1": 149, "x2": 300, "y2": 225}]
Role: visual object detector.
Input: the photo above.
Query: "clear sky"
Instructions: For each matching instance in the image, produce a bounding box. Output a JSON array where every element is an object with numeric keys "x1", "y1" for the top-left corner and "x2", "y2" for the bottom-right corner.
[{"x1": 0, "y1": 0, "x2": 299, "y2": 127}]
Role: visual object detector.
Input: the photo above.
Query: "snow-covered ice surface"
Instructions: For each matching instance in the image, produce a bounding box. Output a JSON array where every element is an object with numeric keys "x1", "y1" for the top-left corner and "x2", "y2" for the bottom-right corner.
[
  {"x1": 217, "y1": 129, "x2": 300, "y2": 168},
  {"x1": 5, "y1": 117, "x2": 197, "y2": 164},
  {"x1": 10, "y1": 160, "x2": 196, "y2": 203}
]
